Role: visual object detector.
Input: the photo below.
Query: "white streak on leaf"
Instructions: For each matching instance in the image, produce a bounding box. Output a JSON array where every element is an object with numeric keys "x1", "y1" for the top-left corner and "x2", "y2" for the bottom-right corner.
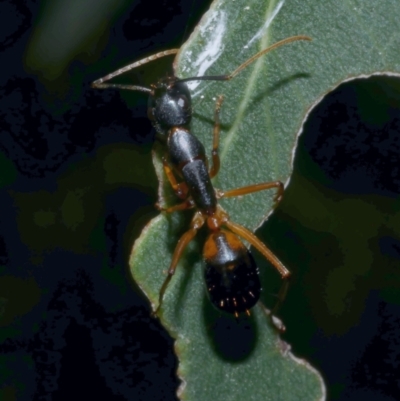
[{"x1": 244, "y1": 0, "x2": 285, "y2": 49}]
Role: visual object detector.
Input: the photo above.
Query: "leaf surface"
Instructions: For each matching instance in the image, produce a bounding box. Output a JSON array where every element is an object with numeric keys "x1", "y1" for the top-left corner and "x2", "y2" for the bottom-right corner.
[{"x1": 131, "y1": 0, "x2": 400, "y2": 399}]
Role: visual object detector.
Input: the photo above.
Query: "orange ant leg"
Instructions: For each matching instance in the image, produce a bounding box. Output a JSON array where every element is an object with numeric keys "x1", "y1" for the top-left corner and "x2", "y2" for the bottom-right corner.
[
  {"x1": 154, "y1": 212, "x2": 205, "y2": 316},
  {"x1": 218, "y1": 181, "x2": 284, "y2": 205},
  {"x1": 155, "y1": 157, "x2": 192, "y2": 212},
  {"x1": 156, "y1": 198, "x2": 195, "y2": 213},
  {"x1": 161, "y1": 157, "x2": 189, "y2": 199},
  {"x1": 224, "y1": 219, "x2": 290, "y2": 322},
  {"x1": 209, "y1": 96, "x2": 224, "y2": 179},
  {"x1": 224, "y1": 220, "x2": 290, "y2": 279}
]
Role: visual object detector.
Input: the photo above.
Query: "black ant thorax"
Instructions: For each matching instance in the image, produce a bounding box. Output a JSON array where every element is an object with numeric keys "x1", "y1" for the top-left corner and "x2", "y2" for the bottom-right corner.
[
  {"x1": 148, "y1": 78, "x2": 192, "y2": 136},
  {"x1": 148, "y1": 76, "x2": 217, "y2": 215}
]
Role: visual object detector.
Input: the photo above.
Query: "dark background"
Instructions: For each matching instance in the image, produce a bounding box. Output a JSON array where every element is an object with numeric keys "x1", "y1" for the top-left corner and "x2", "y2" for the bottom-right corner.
[{"x1": 1, "y1": 0, "x2": 400, "y2": 400}]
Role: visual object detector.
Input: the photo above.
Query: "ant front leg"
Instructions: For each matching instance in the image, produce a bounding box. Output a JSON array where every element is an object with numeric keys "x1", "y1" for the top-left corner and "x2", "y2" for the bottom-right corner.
[
  {"x1": 154, "y1": 211, "x2": 205, "y2": 316},
  {"x1": 209, "y1": 95, "x2": 224, "y2": 179},
  {"x1": 162, "y1": 157, "x2": 189, "y2": 200},
  {"x1": 218, "y1": 180, "x2": 284, "y2": 207}
]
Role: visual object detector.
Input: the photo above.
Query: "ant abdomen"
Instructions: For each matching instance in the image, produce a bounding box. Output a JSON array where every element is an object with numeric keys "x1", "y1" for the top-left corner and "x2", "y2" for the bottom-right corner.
[{"x1": 204, "y1": 229, "x2": 261, "y2": 315}]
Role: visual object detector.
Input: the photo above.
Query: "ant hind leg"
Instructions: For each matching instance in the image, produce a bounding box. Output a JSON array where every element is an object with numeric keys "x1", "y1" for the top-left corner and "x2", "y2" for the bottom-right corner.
[
  {"x1": 154, "y1": 212, "x2": 205, "y2": 316},
  {"x1": 224, "y1": 219, "x2": 290, "y2": 279},
  {"x1": 261, "y1": 275, "x2": 291, "y2": 333}
]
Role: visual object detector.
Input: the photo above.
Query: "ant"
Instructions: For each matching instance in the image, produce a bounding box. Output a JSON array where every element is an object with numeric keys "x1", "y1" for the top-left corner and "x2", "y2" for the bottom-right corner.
[{"x1": 92, "y1": 35, "x2": 311, "y2": 318}]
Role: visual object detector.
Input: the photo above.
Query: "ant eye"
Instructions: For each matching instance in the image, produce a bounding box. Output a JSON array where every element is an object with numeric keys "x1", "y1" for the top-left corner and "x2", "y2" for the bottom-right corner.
[{"x1": 177, "y1": 97, "x2": 186, "y2": 108}]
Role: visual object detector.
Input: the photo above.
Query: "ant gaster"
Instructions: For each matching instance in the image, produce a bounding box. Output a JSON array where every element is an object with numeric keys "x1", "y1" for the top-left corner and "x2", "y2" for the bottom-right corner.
[{"x1": 92, "y1": 35, "x2": 311, "y2": 318}]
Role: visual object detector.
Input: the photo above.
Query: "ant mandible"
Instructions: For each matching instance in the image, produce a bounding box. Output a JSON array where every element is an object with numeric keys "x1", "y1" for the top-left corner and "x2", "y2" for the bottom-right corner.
[{"x1": 92, "y1": 35, "x2": 311, "y2": 318}]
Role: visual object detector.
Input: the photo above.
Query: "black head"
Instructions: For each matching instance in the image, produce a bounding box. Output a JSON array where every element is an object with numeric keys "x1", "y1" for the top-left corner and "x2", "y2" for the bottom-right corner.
[{"x1": 147, "y1": 77, "x2": 192, "y2": 136}]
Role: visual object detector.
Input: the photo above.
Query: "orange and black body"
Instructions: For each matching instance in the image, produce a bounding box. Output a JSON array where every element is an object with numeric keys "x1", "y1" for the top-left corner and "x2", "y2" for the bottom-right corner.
[
  {"x1": 146, "y1": 76, "x2": 261, "y2": 315},
  {"x1": 204, "y1": 230, "x2": 261, "y2": 314},
  {"x1": 92, "y1": 35, "x2": 310, "y2": 317}
]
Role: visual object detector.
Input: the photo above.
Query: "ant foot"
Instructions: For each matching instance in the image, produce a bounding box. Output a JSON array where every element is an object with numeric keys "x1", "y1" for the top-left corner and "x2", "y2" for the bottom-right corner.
[{"x1": 155, "y1": 202, "x2": 167, "y2": 212}]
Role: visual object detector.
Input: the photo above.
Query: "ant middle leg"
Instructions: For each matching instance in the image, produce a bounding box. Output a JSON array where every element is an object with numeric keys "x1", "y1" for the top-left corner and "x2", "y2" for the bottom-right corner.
[
  {"x1": 154, "y1": 211, "x2": 205, "y2": 316},
  {"x1": 218, "y1": 180, "x2": 284, "y2": 206},
  {"x1": 209, "y1": 95, "x2": 224, "y2": 179}
]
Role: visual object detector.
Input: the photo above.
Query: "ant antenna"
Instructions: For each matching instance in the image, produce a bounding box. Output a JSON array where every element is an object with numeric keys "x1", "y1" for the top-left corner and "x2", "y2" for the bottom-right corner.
[
  {"x1": 178, "y1": 35, "x2": 312, "y2": 84},
  {"x1": 91, "y1": 49, "x2": 180, "y2": 93},
  {"x1": 91, "y1": 35, "x2": 311, "y2": 92}
]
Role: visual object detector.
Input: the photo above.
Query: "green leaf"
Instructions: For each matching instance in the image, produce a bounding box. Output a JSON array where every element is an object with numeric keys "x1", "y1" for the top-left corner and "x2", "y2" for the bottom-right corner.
[
  {"x1": 131, "y1": 0, "x2": 400, "y2": 399},
  {"x1": 132, "y1": 214, "x2": 324, "y2": 401}
]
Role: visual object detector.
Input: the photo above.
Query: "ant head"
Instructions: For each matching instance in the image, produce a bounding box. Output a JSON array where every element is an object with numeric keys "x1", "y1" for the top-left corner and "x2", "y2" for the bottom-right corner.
[{"x1": 148, "y1": 77, "x2": 192, "y2": 136}]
